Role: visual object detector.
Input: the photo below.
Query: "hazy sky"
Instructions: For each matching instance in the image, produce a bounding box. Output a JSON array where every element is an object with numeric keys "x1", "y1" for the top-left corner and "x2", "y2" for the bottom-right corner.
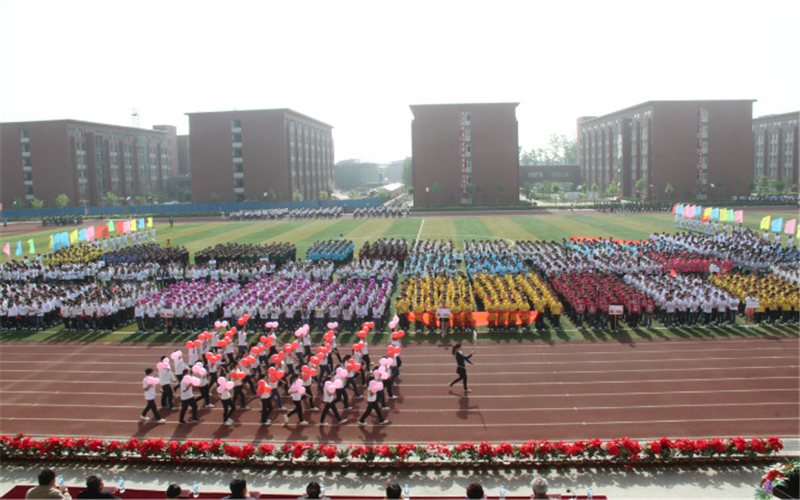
[{"x1": 1, "y1": 0, "x2": 798, "y2": 164}]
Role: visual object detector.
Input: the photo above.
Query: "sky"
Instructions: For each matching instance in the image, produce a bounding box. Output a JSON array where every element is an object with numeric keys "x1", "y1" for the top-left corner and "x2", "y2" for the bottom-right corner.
[{"x1": 1, "y1": 0, "x2": 798, "y2": 164}]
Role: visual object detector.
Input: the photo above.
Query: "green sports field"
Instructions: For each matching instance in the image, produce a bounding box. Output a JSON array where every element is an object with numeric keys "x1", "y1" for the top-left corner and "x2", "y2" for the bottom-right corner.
[{"x1": 2, "y1": 208, "x2": 797, "y2": 344}]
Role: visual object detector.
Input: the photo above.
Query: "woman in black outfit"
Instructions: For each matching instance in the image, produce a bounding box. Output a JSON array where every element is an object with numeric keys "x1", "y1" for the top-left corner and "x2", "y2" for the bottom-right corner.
[{"x1": 449, "y1": 343, "x2": 474, "y2": 393}]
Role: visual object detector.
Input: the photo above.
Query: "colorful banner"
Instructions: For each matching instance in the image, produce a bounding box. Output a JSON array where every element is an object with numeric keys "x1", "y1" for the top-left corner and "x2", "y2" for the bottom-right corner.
[
  {"x1": 87, "y1": 226, "x2": 95, "y2": 242},
  {"x1": 146, "y1": 217, "x2": 153, "y2": 228},
  {"x1": 408, "y1": 311, "x2": 539, "y2": 327},
  {"x1": 131, "y1": 219, "x2": 138, "y2": 232},
  {"x1": 28, "y1": 239, "x2": 35, "y2": 255},
  {"x1": 726, "y1": 209, "x2": 734, "y2": 223},
  {"x1": 2, "y1": 242, "x2": 10, "y2": 260},
  {"x1": 123, "y1": 220, "x2": 131, "y2": 234},
  {"x1": 710, "y1": 208, "x2": 720, "y2": 221},
  {"x1": 771, "y1": 217, "x2": 784, "y2": 233},
  {"x1": 734, "y1": 210, "x2": 744, "y2": 224},
  {"x1": 108, "y1": 220, "x2": 116, "y2": 234},
  {"x1": 760, "y1": 216, "x2": 771, "y2": 230},
  {"x1": 78, "y1": 228, "x2": 87, "y2": 242},
  {"x1": 702, "y1": 207, "x2": 712, "y2": 222},
  {"x1": 69, "y1": 230, "x2": 78, "y2": 245},
  {"x1": 139, "y1": 218, "x2": 146, "y2": 229},
  {"x1": 785, "y1": 219, "x2": 797, "y2": 236},
  {"x1": 15, "y1": 240, "x2": 22, "y2": 256}
]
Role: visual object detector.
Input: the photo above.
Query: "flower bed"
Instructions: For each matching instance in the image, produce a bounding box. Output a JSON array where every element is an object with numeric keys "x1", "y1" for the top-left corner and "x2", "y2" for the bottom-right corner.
[{"x1": 0, "y1": 435, "x2": 785, "y2": 468}]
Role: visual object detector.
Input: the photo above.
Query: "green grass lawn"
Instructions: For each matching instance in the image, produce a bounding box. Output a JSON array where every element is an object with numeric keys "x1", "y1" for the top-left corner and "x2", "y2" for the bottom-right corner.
[{"x1": 2, "y1": 210, "x2": 797, "y2": 344}]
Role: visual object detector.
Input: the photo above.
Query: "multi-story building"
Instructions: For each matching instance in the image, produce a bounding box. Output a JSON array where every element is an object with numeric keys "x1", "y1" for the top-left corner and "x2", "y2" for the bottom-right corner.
[
  {"x1": 519, "y1": 164, "x2": 581, "y2": 192},
  {"x1": 186, "y1": 109, "x2": 334, "y2": 203},
  {"x1": 752, "y1": 111, "x2": 799, "y2": 189},
  {"x1": 1, "y1": 119, "x2": 177, "y2": 208},
  {"x1": 410, "y1": 103, "x2": 519, "y2": 207},
  {"x1": 578, "y1": 100, "x2": 754, "y2": 201}
]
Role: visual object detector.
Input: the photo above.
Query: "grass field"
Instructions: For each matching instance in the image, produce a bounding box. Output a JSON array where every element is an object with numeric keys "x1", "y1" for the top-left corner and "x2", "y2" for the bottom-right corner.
[
  {"x1": 3, "y1": 208, "x2": 796, "y2": 261},
  {"x1": 1, "y1": 208, "x2": 797, "y2": 344}
]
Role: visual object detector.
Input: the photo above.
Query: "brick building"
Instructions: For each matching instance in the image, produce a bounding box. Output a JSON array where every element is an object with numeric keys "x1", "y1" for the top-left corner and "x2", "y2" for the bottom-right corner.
[
  {"x1": 410, "y1": 103, "x2": 519, "y2": 207},
  {"x1": 186, "y1": 109, "x2": 334, "y2": 203},
  {"x1": 752, "y1": 111, "x2": 799, "y2": 189},
  {"x1": 578, "y1": 100, "x2": 754, "y2": 201},
  {"x1": 1, "y1": 119, "x2": 177, "y2": 208}
]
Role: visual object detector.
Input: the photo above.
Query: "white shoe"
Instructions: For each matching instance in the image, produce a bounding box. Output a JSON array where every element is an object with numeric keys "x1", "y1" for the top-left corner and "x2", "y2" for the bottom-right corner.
[
  {"x1": 225, "y1": 418, "x2": 234, "y2": 425},
  {"x1": 338, "y1": 419, "x2": 348, "y2": 424},
  {"x1": 157, "y1": 418, "x2": 167, "y2": 423},
  {"x1": 380, "y1": 420, "x2": 389, "y2": 425},
  {"x1": 319, "y1": 422, "x2": 330, "y2": 426},
  {"x1": 140, "y1": 415, "x2": 148, "y2": 421}
]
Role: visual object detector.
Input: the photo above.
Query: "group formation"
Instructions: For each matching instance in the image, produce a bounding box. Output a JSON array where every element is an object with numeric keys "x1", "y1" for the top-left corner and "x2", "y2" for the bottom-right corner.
[
  {"x1": 141, "y1": 317, "x2": 406, "y2": 427},
  {"x1": 352, "y1": 205, "x2": 409, "y2": 219}
]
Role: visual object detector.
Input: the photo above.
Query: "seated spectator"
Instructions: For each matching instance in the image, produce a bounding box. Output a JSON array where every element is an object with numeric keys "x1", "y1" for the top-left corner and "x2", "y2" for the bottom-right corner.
[
  {"x1": 531, "y1": 477, "x2": 548, "y2": 499},
  {"x1": 222, "y1": 479, "x2": 256, "y2": 500},
  {"x1": 26, "y1": 469, "x2": 71, "y2": 499},
  {"x1": 298, "y1": 481, "x2": 329, "y2": 499},
  {"x1": 76, "y1": 476, "x2": 118, "y2": 499},
  {"x1": 165, "y1": 483, "x2": 184, "y2": 499},
  {"x1": 384, "y1": 482, "x2": 403, "y2": 499},
  {"x1": 465, "y1": 482, "x2": 486, "y2": 499}
]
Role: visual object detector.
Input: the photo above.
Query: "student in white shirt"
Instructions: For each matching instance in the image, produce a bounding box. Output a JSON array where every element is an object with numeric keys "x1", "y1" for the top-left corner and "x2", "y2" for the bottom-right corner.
[
  {"x1": 178, "y1": 369, "x2": 199, "y2": 425},
  {"x1": 140, "y1": 368, "x2": 165, "y2": 422},
  {"x1": 358, "y1": 380, "x2": 388, "y2": 426}
]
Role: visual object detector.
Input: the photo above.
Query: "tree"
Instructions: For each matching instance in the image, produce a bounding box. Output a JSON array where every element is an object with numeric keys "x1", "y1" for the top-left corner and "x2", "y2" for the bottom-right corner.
[
  {"x1": 318, "y1": 191, "x2": 329, "y2": 201},
  {"x1": 267, "y1": 189, "x2": 276, "y2": 202},
  {"x1": 156, "y1": 192, "x2": 167, "y2": 204},
  {"x1": 103, "y1": 191, "x2": 121, "y2": 206},
  {"x1": 774, "y1": 179, "x2": 787, "y2": 194},
  {"x1": 209, "y1": 192, "x2": 220, "y2": 204},
  {"x1": 376, "y1": 188, "x2": 390, "y2": 200},
  {"x1": 401, "y1": 156, "x2": 412, "y2": 187},
  {"x1": 606, "y1": 183, "x2": 619, "y2": 198},
  {"x1": 431, "y1": 181, "x2": 443, "y2": 206},
  {"x1": 664, "y1": 182, "x2": 674, "y2": 200},
  {"x1": 495, "y1": 183, "x2": 505, "y2": 205},
  {"x1": 29, "y1": 197, "x2": 44, "y2": 209},
  {"x1": 135, "y1": 196, "x2": 147, "y2": 205},
  {"x1": 292, "y1": 190, "x2": 304, "y2": 202},
  {"x1": 520, "y1": 134, "x2": 578, "y2": 165},
  {"x1": 551, "y1": 183, "x2": 561, "y2": 203},
  {"x1": 541, "y1": 180, "x2": 553, "y2": 202},
  {"x1": 521, "y1": 182, "x2": 533, "y2": 201},
  {"x1": 348, "y1": 189, "x2": 359, "y2": 200},
  {"x1": 635, "y1": 179, "x2": 646, "y2": 199},
  {"x1": 55, "y1": 193, "x2": 70, "y2": 208},
  {"x1": 182, "y1": 190, "x2": 193, "y2": 203},
  {"x1": 757, "y1": 176, "x2": 770, "y2": 194}
]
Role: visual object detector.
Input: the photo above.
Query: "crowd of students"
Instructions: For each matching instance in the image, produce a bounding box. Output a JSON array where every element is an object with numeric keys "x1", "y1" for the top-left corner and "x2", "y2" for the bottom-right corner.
[{"x1": 352, "y1": 205, "x2": 409, "y2": 219}]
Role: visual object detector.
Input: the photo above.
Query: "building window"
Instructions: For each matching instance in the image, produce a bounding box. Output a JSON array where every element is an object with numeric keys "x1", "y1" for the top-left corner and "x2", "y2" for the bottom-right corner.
[
  {"x1": 22, "y1": 158, "x2": 31, "y2": 167},
  {"x1": 232, "y1": 148, "x2": 242, "y2": 158},
  {"x1": 233, "y1": 179, "x2": 244, "y2": 189},
  {"x1": 21, "y1": 143, "x2": 30, "y2": 153},
  {"x1": 465, "y1": 112, "x2": 471, "y2": 124},
  {"x1": 231, "y1": 119, "x2": 242, "y2": 129},
  {"x1": 465, "y1": 128, "x2": 471, "y2": 141},
  {"x1": 25, "y1": 186, "x2": 34, "y2": 195},
  {"x1": 702, "y1": 141, "x2": 708, "y2": 154},
  {"x1": 232, "y1": 133, "x2": 242, "y2": 143},
  {"x1": 20, "y1": 129, "x2": 29, "y2": 139},
  {"x1": 233, "y1": 163, "x2": 244, "y2": 174}
]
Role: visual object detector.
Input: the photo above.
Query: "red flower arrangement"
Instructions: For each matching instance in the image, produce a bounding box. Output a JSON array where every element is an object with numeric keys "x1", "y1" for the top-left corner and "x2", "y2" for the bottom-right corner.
[{"x1": 0, "y1": 434, "x2": 784, "y2": 468}]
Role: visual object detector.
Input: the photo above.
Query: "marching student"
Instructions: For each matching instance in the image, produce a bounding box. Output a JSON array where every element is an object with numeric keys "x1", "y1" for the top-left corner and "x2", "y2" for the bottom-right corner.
[
  {"x1": 177, "y1": 369, "x2": 199, "y2": 425},
  {"x1": 449, "y1": 343, "x2": 474, "y2": 394},
  {"x1": 140, "y1": 368, "x2": 166, "y2": 423}
]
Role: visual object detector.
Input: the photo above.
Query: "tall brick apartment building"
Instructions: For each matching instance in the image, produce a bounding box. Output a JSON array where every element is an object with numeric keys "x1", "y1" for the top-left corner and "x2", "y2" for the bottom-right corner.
[
  {"x1": 410, "y1": 103, "x2": 519, "y2": 207},
  {"x1": 752, "y1": 111, "x2": 799, "y2": 189},
  {"x1": 578, "y1": 100, "x2": 754, "y2": 201},
  {"x1": 187, "y1": 109, "x2": 334, "y2": 203},
  {"x1": 1, "y1": 120, "x2": 177, "y2": 208}
]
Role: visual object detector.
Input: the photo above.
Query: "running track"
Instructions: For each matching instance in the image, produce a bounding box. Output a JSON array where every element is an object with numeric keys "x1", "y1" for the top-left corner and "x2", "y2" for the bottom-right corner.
[{"x1": 0, "y1": 336, "x2": 797, "y2": 445}]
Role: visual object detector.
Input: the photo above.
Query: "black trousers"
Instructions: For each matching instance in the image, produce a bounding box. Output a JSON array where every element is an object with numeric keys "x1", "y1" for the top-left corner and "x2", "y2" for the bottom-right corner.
[
  {"x1": 260, "y1": 398, "x2": 273, "y2": 423},
  {"x1": 160, "y1": 384, "x2": 174, "y2": 408},
  {"x1": 320, "y1": 401, "x2": 342, "y2": 423},
  {"x1": 222, "y1": 399, "x2": 234, "y2": 422},
  {"x1": 179, "y1": 398, "x2": 198, "y2": 423},
  {"x1": 141, "y1": 399, "x2": 161, "y2": 420},
  {"x1": 450, "y1": 367, "x2": 468, "y2": 390},
  {"x1": 359, "y1": 401, "x2": 384, "y2": 423},
  {"x1": 233, "y1": 385, "x2": 247, "y2": 407},
  {"x1": 287, "y1": 400, "x2": 304, "y2": 422}
]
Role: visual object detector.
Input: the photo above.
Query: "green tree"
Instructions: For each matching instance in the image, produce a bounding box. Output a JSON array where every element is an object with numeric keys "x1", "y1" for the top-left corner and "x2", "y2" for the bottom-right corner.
[
  {"x1": 318, "y1": 191, "x2": 329, "y2": 201},
  {"x1": 29, "y1": 197, "x2": 44, "y2": 209},
  {"x1": 747, "y1": 179, "x2": 757, "y2": 193},
  {"x1": 209, "y1": 192, "x2": 220, "y2": 204},
  {"x1": 635, "y1": 179, "x2": 646, "y2": 199},
  {"x1": 348, "y1": 189, "x2": 359, "y2": 200},
  {"x1": 156, "y1": 192, "x2": 167, "y2": 204},
  {"x1": 135, "y1": 196, "x2": 147, "y2": 205},
  {"x1": 103, "y1": 191, "x2": 121, "y2": 206},
  {"x1": 757, "y1": 176, "x2": 770, "y2": 194},
  {"x1": 376, "y1": 188, "x2": 390, "y2": 200},
  {"x1": 267, "y1": 189, "x2": 276, "y2": 201},
  {"x1": 664, "y1": 182, "x2": 674, "y2": 200},
  {"x1": 55, "y1": 193, "x2": 70, "y2": 208},
  {"x1": 495, "y1": 183, "x2": 505, "y2": 205},
  {"x1": 182, "y1": 190, "x2": 193, "y2": 203},
  {"x1": 521, "y1": 182, "x2": 533, "y2": 201},
  {"x1": 520, "y1": 134, "x2": 578, "y2": 165},
  {"x1": 774, "y1": 179, "x2": 787, "y2": 194},
  {"x1": 292, "y1": 190, "x2": 304, "y2": 202},
  {"x1": 551, "y1": 183, "x2": 561, "y2": 203},
  {"x1": 606, "y1": 183, "x2": 619, "y2": 198},
  {"x1": 401, "y1": 156, "x2": 412, "y2": 187},
  {"x1": 432, "y1": 181, "x2": 443, "y2": 206}
]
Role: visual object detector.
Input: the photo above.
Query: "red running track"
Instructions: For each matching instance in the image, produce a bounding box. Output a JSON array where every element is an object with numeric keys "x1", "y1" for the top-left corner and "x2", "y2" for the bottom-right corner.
[{"x1": 0, "y1": 336, "x2": 797, "y2": 445}]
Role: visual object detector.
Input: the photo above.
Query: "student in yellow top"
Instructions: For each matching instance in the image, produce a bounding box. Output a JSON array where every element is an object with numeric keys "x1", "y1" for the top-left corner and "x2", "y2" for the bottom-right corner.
[
  {"x1": 550, "y1": 301, "x2": 563, "y2": 329},
  {"x1": 412, "y1": 301, "x2": 425, "y2": 333}
]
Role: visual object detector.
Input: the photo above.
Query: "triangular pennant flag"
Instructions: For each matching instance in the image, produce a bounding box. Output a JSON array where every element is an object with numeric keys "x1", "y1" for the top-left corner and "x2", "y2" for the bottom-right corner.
[
  {"x1": 28, "y1": 239, "x2": 35, "y2": 255},
  {"x1": 15, "y1": 240, "x2": 22, "y2": 256},
  {"x1": 108, "y1": 220, "x2": 116, "y2": 233},
  {"x1": 760, "y1": 215, "x2": 771, "y2": 230},
  {"x1": 784, "y1": 219, "x2": 797, "y2": 235},
  {"x1": 771, "y1": 217, "x2": 784, "y2": 233},
  {"x1": 2, "y1": 242, "x2": 10, "y2": 260}
]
